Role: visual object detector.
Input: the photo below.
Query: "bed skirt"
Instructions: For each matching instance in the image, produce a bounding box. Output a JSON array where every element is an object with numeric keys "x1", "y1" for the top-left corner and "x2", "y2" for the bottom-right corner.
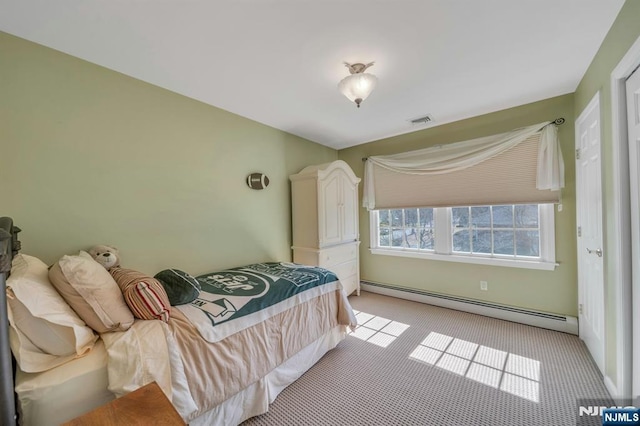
[{"x1": 191, "y1": 324, "x2": 346, "y2": 425}]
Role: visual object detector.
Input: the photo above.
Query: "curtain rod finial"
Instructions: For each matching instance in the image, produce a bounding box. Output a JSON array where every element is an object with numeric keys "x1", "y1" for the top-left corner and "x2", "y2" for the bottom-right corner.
[{"x1": 553, "y1": 118, "x2": 565, "y2": 126}]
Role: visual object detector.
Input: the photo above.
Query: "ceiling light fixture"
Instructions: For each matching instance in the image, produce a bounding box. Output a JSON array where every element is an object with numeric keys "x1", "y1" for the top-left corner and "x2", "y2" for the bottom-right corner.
[{"x1": 338, "y1": 62, "x2": 377, "y2": 108}]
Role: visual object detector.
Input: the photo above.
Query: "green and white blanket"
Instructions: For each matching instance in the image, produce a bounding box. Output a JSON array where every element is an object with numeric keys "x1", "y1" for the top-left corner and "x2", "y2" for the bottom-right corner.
[{"x1": 177, "y1": 262, "x2": 341, "y2": 342}]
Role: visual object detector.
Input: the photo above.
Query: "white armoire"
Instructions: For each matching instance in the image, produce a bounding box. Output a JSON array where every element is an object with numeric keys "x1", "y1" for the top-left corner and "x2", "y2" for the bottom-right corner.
[{"x1": 290, "y1": 160, "x2": 361, "y2": 296}]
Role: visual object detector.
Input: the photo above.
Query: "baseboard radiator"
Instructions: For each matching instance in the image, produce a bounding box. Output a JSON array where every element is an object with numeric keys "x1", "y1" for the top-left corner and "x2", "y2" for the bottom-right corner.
[{"x1": 360, "y1": 281, "x2": 578, "y2": 335}]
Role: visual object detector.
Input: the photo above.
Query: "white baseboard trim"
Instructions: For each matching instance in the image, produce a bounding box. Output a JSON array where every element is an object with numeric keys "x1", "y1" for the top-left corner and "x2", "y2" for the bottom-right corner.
[
  {"x1": 361, "y1": 281, "x2": 579, "y2": 335},
  {"x1": 604, "y1": 376, "x2": 620, "y2": 402}
]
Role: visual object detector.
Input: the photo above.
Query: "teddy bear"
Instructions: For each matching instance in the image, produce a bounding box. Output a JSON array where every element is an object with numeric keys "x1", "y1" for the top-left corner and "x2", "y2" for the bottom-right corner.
[
  {"x1": 88, "y1": 244, "x2": 121, "y2": 270},
  {"x1": 88, "y1": 244, "x2": 171, "y2": 322}
]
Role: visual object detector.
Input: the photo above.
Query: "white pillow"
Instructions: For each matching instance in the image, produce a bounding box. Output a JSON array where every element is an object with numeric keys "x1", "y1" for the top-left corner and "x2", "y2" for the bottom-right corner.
[
  {"x1": 7, "y1": 254, "x2": 97, "y2": 373},
  {"x1": 49, "y1": 251, "x2": 134, "y2": 333}
]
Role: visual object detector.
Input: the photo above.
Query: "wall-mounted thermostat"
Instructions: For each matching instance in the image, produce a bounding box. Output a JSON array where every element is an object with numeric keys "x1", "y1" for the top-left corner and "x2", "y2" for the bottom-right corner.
[{"x1": 247, "y1": 173, "x2": 269, "y2": 190}]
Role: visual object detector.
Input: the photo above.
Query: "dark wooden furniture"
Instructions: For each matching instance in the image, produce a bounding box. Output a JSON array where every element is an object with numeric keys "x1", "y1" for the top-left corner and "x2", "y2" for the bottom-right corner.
[
  {"x1": 62, "y1": 381, "x2": 185, "y2": 426},
  {"x1": 0, "y1": 217, "x2": 20, "y2": 426}
]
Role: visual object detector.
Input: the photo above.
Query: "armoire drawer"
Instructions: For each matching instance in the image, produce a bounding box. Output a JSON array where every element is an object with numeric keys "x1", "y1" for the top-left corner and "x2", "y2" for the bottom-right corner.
[
  {"x1": 329, "y1": 260, "x2": 357, "y2": 281},
  {"x1": 318, "y1": 244, "x2": 358, "y2": 267},
  {"x1": 339, "y1": 274, "x2": 359, "y2": 296}
]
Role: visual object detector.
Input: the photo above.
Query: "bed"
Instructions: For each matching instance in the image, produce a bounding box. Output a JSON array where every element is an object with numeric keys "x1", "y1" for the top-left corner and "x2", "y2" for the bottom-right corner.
[{"x1": 0, "y1": 217, "x2": 357, "y2": 425}]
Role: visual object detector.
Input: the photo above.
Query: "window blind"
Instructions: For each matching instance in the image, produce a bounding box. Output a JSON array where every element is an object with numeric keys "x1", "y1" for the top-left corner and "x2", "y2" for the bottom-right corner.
[{"x1": 363, "y1": 122, "x2": 563, "y2": 210}]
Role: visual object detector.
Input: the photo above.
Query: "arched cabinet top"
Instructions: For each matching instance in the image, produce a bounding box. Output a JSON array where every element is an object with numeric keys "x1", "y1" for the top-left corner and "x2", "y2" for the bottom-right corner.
[{"x1": 289, "y1": 160, "x2": 361, "y2": 185}]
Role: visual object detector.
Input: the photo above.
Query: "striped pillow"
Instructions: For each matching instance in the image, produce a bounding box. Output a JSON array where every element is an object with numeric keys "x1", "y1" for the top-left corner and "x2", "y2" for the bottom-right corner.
[{"x1": 110, "y1": 268, "x2": 171, "y2": 322}]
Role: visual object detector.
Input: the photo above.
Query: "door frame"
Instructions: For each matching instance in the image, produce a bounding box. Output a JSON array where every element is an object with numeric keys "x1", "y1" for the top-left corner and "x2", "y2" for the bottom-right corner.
[{"x1": 609, "y1": 33, "x2": 640, "y2": 400}]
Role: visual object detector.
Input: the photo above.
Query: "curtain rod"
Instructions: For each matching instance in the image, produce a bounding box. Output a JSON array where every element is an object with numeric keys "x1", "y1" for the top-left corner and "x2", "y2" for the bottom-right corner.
[{"x1": 361, "y1": 117, "x2": 565, "y2": 161}]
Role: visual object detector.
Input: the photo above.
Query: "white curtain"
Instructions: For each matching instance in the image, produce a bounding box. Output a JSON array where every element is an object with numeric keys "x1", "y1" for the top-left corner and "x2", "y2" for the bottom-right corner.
[
  {"x1": 363, "y1": 121, "x2": 564, "y2": 210},
  {"x1": 536, "y1": 124, "x2": 565, "y2": 191}
]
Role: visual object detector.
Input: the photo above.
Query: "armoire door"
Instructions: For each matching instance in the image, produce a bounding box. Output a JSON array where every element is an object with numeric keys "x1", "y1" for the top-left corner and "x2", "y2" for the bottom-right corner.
[
  {"x1": 341, "y1": 172, "x2": 359, "y2": 242},
  {"x1": 319, "y1": 172, "x2": 342, "y2": 246}
]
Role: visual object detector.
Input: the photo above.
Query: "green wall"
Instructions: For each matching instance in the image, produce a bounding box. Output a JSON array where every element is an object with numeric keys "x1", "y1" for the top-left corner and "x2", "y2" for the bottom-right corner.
[
  {"x1": 0, "y1": 32, "x2": 337, "y2": 275},
  {"x1": 339, "y1": 94, "x2": 577, "y2": 316},
  {"x1": 573, "y1": 0, "x2": 640, "y2": 391}
]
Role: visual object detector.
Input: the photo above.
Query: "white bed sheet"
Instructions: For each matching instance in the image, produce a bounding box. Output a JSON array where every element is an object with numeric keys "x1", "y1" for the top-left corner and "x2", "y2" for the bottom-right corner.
[{"x1": 14, "y1": 339, "x2": 114, "y2": 426}]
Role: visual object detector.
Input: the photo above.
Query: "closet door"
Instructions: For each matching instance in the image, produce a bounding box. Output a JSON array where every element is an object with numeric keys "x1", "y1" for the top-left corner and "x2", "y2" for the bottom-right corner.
[
  {"x1": 319, "y1": 172, "x2": 342, "y2": 246},
  {"x1": 341, "y1": 172, "x2": 358, "y2": 242}
]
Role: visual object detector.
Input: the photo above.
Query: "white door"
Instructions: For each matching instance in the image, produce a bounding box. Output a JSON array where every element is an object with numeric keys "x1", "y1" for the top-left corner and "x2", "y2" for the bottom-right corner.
[
  {"x1": 576, "y1": 93, "x2": 605, "y2": 374},
  {"x1": 626, "y1": 66, "x2": 640, "y2": 397}
]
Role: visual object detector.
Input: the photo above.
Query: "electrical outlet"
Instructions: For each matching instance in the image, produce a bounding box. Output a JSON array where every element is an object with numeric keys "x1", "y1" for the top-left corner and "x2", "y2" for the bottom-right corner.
[{"x1": 480, "y1": 281, "x2": 488, "y2": 291}]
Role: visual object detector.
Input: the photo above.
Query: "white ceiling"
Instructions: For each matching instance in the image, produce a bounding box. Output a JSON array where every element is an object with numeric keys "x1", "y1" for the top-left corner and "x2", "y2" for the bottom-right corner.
[{"x1": 0, "y1": 1, "x2": 625, "y2": 149}]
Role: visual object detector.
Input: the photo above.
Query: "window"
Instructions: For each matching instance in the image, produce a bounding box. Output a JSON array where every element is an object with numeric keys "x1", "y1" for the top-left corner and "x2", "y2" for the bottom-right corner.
[
  {"x1": 378, "y1": 208, "x2": 434, "y2": 250},
  {"x1": 451, "y1": 205, "x2": 540, "y2": 257},
  {"x1": 371, "y1": 204, "x2": 556, "y2": 270}
]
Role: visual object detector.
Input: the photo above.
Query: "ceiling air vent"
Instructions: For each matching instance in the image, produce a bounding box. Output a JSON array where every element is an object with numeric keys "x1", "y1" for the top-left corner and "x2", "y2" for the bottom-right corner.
[{"x1": 408, "y1": 114, "x2": 434, "y2": 125}]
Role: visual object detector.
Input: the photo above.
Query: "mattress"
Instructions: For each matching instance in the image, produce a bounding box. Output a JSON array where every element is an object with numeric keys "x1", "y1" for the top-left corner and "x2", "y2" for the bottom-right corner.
[{"x1": 14, "y1": 339, "x2": 114, "y2": 425}]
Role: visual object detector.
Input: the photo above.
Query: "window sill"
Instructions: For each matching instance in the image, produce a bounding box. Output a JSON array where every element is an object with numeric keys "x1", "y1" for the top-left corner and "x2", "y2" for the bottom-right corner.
[{"x1": 369, "y1": 248, "x2": 558, "y2": 271}]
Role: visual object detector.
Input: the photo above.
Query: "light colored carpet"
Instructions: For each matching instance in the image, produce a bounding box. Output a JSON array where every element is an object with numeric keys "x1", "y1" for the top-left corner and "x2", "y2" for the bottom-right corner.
[{"x1": 242, "y1": 291, "x2": 611, "y2": 426}]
